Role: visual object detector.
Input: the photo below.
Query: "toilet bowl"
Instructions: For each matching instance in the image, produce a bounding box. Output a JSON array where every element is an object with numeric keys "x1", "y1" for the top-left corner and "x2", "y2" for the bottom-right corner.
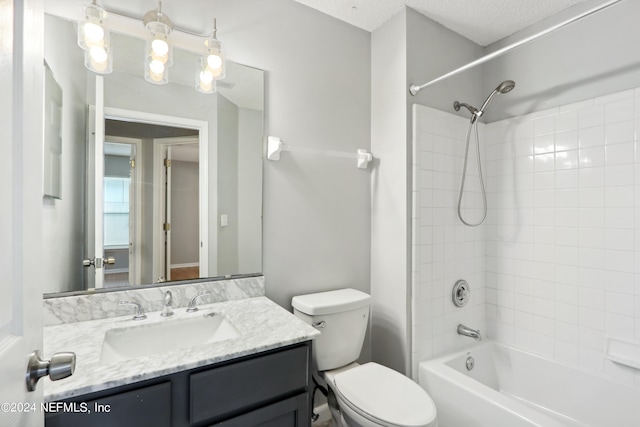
[
  {"x1": 292, "y1": 288, "x2": 438, "y2": 427},
  {"x1": 324, "y1": 362, "x2": 437, "y2": 427}
]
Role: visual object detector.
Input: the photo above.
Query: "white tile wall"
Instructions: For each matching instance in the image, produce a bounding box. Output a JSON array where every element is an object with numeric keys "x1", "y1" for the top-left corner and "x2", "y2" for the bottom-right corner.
[
  {"x1": 486, "y1": 87, "x2": 640, "y2": 386},
  {"x1": 412, "y1": 86, "x2": 640, "y2": 386},
  {"x1": 411, "y1": 105, "x2": 486, "y2": 379}
]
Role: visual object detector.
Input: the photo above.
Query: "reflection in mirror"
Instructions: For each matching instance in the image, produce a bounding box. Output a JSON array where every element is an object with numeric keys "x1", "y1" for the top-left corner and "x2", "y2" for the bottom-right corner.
[
  {"x1": 42, "y1": 13, "x2": 263, "y2": 296},
  {"x1": 102, "y1": 121, "x2": 201, "y2": 288}
]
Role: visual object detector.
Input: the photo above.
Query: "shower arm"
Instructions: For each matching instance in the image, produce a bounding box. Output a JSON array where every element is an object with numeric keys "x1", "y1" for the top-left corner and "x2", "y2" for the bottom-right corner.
[{"x1": 409, "y1": 0, "x2": 624, "y2": 96}]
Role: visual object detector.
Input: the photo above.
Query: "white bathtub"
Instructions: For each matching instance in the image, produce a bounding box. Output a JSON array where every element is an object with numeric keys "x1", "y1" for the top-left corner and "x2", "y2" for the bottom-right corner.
[{"x1": 419, "y1": 341, "x2": 640, "y2": 427}]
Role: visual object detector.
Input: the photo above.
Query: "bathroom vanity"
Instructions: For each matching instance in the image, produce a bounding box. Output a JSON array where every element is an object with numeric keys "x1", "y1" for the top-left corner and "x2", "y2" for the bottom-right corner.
[{"x1": 43, "y1": 294, "x2": 319, "y2": 427}]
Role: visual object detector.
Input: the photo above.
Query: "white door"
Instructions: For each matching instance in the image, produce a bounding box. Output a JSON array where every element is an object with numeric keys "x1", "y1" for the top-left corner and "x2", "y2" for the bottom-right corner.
[
  {"x1": 93, "y1": 77, "x2": 105, "y2": 288},
  {"x1": 128, "y1": 143, "x2": 141, "y2": 285},
  {"x1": 164, "y1": 146, "x2": 173, "y2": 281},
  {"x1": 84, "y1": 77, "x2": 106, "y2": 290},
  {"x1": 0, "y1": 0, "x2": 45, "y2": 425}
]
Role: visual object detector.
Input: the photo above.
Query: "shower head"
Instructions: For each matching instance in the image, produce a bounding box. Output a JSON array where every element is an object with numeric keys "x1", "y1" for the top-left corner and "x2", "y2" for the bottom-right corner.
[
  {"x1": 472, "y1": 80, "x2": 516, "y2": 123},
  {"x1": 497, "y1": 80, "x2": 516, "y2": 94}
]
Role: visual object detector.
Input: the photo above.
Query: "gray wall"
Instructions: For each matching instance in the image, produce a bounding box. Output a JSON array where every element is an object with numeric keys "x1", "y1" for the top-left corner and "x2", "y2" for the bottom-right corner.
[
  {"x1": 42, "y1": 15, "x2": 88, "y2": 293},
  {"x1": 213, "y1": 0, "x2": 372, "y2": 321},
  {"x1": 217, "y1": 95, "x2": 240, "y2": 275},
  {"x1": 371, "y1": 8, "x2": 409, "y2": 374},
  {"x1": 371, "y1": 6, "x2": 484, "y2": 374},
  {"x1": 483, "y1": 0, "x2": 640, "y2": 122},
  {"x1": 237, "y1": 108, "x2": 263, "y2": 273},
  {"x1": 407, "y1": 8, "x2": 485, "y2": 119},
  {"x1": 104, "y1": 154, "x2": 130, "y2": 177},
  {"x1": 171, "y1": 160, "x2": 200, "y2": 266}
]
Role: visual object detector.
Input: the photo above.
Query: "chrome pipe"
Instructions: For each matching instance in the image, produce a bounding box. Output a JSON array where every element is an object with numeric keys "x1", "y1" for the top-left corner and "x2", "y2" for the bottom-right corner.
[{"x1": 409, "y1": 0, "x2": 624, "y2": 96}]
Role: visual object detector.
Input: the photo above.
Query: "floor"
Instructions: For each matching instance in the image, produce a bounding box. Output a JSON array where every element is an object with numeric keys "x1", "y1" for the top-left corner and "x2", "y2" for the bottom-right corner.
[{"x1": 170, "y1": 266, "x2": 200, "y2": 281}]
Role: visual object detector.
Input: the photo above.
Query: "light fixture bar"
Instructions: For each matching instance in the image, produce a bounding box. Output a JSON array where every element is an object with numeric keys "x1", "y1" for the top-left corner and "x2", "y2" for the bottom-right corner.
[{"x1": 68, "y1": 6, "x2": 215, "y2": 55}]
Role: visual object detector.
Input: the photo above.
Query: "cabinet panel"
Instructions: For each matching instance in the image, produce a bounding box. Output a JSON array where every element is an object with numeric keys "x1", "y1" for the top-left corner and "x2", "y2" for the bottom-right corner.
[
  {"x1": 211, "y1": 393, "x2": 309, "y2": 427},
  {"x1": 45, "y1": 382, "x2": 171, "y2": 427},
  {"x1": 190, "y1": 345, "x2": 309, "y2": 424}
]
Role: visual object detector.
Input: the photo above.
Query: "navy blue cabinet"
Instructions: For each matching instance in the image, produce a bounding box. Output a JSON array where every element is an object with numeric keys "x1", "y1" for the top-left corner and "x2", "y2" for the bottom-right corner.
[{"x1": 45, "y1": 342, "x2": 312, "y2": 427}]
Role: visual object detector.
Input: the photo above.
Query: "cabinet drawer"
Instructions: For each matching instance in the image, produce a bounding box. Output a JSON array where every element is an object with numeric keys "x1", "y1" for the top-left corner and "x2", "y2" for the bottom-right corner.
[
  {"x1": 190, "y1": 345, "x2": 310, "y2": 424},
  {"x1": 46, "y1": 382, "x2": 171, "y2": 427},
  {"x1": 211, "y1": 393, "x2": 309, "y2": 427}
]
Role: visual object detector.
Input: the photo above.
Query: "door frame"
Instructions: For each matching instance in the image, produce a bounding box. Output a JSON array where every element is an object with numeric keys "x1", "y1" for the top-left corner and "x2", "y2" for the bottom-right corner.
[{"x1": 103, "y1": 108, "x2": 210, "y2": 284}]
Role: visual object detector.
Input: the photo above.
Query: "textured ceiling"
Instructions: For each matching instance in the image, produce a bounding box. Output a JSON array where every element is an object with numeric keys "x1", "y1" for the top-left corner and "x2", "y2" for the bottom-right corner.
[{"x1": 294, "y1": 0, "x2": 590, "y2": 46}]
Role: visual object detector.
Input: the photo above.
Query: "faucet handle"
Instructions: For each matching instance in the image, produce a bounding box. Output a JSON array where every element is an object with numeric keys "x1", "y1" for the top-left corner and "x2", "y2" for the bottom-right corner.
[
  {"x1": 187, "y1": 292, "x2": 211, "y2": 313},
  {"x1": 119, "y1": 301, "x2": 147, "y2": 320},
  {"x1": 161, "y1": 291, "x2": 174, "y2": 317}
]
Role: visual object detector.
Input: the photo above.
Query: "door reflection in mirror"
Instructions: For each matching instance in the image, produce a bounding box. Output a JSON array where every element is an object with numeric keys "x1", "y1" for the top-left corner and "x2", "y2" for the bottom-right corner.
[{"x1": 100, "y1": 120, "x2": 202, "y2": 288}]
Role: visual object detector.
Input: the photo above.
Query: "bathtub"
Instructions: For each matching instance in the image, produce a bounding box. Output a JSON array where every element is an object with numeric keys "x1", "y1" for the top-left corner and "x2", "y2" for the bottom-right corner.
[{"x1": 419, "y1": 341, "x2": 640, "y2": 427}]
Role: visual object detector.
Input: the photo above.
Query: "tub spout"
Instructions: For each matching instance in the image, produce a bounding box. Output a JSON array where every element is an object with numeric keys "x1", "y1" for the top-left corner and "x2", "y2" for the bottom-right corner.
[{"x1": 457, "y1": 324, "x2": 482, "y2": 341}]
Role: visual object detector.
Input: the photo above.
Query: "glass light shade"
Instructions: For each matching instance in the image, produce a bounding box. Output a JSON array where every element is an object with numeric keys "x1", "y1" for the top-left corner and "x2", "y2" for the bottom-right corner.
[
  {"x1": 78, "y1": 3, "x2": 108, "y2": 50},
  {"x1": 145, "y1": 57, "x2": 168, "y2": 85},
  {"x1": 206, "y1": 53, "x2": 222, "y2": 70},
  {"x1": 83, "y1": 43, "x2": 112, "y2": 74},
  {"x1": 203, "y1": 37, "x2": 225, "y2": 80},
  {"x1": 145, "y1": 21, "x2": 173, "y2": 67},
  {"x1": 149, "y1": 59, "x2": 165, "y2": 75},
  {"x1": 195, "y1": 57, "x2": 217, "y2": 94}
]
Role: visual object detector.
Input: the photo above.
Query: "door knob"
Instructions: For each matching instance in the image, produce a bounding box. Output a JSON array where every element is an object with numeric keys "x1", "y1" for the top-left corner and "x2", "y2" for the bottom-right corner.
[
  {"x1": 26, "y1": 350, "x2": 76, "y2": 392},
  {"x1": 82, "y1": 256, "x2": 115, "y2": 268}
]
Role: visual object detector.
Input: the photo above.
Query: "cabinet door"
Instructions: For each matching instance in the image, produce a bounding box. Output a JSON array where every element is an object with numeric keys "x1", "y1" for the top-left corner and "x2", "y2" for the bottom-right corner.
[
  {"x1": 211, "y1": 393, "x2": 309, "y2": 427},
  {"x1": 45, "y1": 382, "x2": 171, "y2": 427},
  {"x1": 190, "y1": 345, "x2": 309, "y2": 424}
]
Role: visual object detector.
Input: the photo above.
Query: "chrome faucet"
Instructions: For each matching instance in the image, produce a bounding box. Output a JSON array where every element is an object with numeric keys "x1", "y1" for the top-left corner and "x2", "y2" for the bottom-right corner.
[
  {"x1": 457, "y1": 324, "x2": 482, "y2": 341},
  {"x1": 119, "y1": 301, "x2": 147, "y2": 320},
  {"x1": 186, "y1": 292, "x2": 211, "y2": 313},
  {"x1": 161, "y1": 291, "x2": 174, "y2": 317}
]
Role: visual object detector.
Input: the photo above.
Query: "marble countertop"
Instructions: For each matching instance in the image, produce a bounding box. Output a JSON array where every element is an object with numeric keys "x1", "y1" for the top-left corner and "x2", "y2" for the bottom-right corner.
[{"x1": 43, "y1": 296, "x2": 319, "y2": 402}]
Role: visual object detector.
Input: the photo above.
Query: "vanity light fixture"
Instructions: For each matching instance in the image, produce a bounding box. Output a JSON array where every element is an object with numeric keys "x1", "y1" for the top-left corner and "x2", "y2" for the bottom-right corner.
[
  {"x1": 195, "y1": 19, "x2": 225, "y2": 94},
  {"x1": 76, "y1": 1, "x2": 226, "y2": 91},
  {"x1": 78, "y1": 0, "x2": 112, "y2": 74},
  {"x1": 143, "y1": 2, "x2": 174, "y2": 85}
]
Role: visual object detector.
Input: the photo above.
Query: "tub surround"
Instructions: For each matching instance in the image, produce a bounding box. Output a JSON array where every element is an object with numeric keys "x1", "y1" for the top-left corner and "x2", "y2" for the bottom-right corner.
[
  {"x1": 43, "y1": 275, "x2": 265, "y2": 325},
  {"x1": 44, "y1": 295, "x2": 319, "y2": 402}
]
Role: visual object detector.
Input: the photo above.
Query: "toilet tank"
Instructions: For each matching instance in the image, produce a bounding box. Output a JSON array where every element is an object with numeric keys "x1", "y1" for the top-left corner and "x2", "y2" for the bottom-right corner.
[{"x1": 292, "y1": 288, "x2": 370, "y2": 371}]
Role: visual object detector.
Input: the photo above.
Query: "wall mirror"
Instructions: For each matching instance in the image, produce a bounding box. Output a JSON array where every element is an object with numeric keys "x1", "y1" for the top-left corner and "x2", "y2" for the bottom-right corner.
[{"x1": 43, "y1": 11, "x2": 263, "y2": 296}]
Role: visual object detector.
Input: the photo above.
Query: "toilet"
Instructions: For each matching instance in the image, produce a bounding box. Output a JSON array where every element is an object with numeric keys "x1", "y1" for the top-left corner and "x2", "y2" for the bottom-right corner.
[{"x1": 292, "y1": 288, "x2": 437, "y2": 427}]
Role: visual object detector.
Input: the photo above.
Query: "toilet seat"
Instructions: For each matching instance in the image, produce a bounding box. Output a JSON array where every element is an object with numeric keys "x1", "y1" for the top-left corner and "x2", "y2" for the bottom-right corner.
[{"x1": 332, "y1": 362, "x2": 437, "y2": 427}]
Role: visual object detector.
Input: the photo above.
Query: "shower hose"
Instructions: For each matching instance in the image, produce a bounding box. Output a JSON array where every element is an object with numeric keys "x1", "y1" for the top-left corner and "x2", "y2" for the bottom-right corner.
[{"x1": 457, "y1": 119, "x2": 487, "y2": 227}]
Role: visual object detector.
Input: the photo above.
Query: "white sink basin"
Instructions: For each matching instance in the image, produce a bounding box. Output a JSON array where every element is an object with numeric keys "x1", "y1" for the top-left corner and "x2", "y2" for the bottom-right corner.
[{"x1": 100, "y1": 312, "x2": 240, "y2": 364}]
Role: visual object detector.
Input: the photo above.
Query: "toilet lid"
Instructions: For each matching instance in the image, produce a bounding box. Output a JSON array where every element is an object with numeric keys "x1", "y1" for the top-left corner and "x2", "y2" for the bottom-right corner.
[{"x1": 333, "y1": 362, "x2": 436, "y2": 427}]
